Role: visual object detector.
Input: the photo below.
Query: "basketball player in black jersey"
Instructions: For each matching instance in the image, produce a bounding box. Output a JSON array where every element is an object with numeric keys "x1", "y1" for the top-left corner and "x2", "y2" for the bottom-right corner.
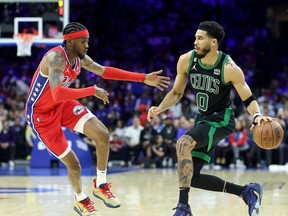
[{"x1": 147, "y1": 21, "x2": 273, "y2": 216}]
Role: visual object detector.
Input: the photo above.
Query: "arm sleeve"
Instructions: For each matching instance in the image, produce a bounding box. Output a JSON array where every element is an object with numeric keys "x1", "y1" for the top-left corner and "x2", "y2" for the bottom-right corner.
[
  {"x1": 101, "y1": 66, "x2": 145, "y2": 82},
  {"x1": 51, "y1": 85, "x2": 95, "y2": 102}
]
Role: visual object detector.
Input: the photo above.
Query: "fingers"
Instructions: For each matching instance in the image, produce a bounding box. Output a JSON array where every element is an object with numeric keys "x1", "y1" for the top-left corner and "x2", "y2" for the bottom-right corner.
[
  {"x1": 159, "y1": 81, "x2": 169, "y2": 89},
  {"x1": 147, "y1": 109, "x2": 153, "y2": 122},
  {"x1": 152, "y1": 69, "x2": 163, "y2": 74},
  {"x1": 102, "y1": 96, "x2": 110, "y2": 105},
  {"x1": 147, "y1": 107, "x2": 158, "y2": 122},
  {"x1": 251, "y1": 116, "x2": 274, "y2": 128},
  {"x1": 159, "y1": 76, "x2": 171, "y2": 81},
  {"x1": 96, "y1": 88, "x2": 110, "y2": 105}
]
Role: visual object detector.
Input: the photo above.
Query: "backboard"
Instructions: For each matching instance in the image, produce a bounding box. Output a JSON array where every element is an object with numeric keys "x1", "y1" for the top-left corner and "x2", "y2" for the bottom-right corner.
[{"x1": 0, "y1": 0, "x2": 69, "y2": 46}]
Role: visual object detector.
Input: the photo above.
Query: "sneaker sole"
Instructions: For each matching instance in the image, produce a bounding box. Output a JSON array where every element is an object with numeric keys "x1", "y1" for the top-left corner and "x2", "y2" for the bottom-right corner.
[
  {"x1": 93, "y1": 192, "x2": 121, "y2": 208},
  {"x1": 73, "y1": 206, "x2": 83, "y2": 216},
  {"x1": 73, "y1": 206, "x2": 101, "y2": 216}
]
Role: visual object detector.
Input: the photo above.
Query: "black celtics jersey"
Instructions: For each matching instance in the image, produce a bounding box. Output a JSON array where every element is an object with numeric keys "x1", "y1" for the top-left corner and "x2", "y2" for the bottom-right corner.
[{"x1": 187, "y1": 50, "x2": 232, "y2": 116}]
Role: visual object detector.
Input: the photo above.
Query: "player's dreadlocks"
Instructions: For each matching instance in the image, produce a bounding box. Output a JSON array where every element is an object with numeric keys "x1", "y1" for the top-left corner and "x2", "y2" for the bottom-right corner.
[{"x1": 63, "y1": 22, "x2": 87, "y2": 46}]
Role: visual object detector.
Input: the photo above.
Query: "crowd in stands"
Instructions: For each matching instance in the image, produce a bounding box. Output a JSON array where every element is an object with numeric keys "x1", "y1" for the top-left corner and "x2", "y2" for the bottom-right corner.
[{"x1": 1, "y1": 0, "x2": 288, "y2": 169}]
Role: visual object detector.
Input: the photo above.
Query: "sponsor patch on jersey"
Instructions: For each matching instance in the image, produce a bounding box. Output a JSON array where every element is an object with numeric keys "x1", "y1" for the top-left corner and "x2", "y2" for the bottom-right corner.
[
  {"x1": 73, "y1": 106, "x2": 85, "y2": 115},
  {"x1": 213, "y1": 69, "x2": 220, "y2": 75}
]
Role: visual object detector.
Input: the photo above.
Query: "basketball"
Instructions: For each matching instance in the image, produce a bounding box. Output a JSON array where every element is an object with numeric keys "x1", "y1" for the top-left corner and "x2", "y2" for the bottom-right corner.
[{"x1": 253, "y1": 120, "x2": 284, "y2": 150}]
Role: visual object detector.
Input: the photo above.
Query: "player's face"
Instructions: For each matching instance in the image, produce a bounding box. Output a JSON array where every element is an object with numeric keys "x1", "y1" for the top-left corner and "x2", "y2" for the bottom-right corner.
[
  {"x1": 73, "y1": 36, "x2": 89, "y2": 59},
  {"x1": 194, "y1": 30, "x2": 211, "y2": 59}
]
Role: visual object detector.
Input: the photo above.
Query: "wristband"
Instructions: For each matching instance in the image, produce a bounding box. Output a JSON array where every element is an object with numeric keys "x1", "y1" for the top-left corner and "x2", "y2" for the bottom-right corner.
[
  {"x1": 252, "y1": 112, "x2": 262, "y2": 125},
  {"x1": 243, "y1": 94, "x2": 257, "y2": 108}
]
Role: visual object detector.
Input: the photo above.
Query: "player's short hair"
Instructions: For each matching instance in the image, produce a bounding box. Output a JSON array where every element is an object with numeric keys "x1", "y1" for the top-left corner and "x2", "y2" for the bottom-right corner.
[
  {"x1": 198, "y1": 21, "x2": 225, "y2": 46},
  {"x1": 63, "y1": 22, "x2": 87, "y2": 45}
]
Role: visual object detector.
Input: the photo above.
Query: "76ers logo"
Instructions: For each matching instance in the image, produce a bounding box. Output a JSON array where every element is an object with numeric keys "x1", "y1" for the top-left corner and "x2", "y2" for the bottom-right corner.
[
  {"x1": 62, "y1": 76, "x2": 73, "y2": 87},
  {"x1": 73, "y1": 106, "x2": 85, "y2": 115}
]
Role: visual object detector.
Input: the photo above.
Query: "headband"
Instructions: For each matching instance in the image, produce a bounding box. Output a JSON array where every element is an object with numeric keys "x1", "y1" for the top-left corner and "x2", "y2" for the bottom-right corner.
[{"x1": 63, "y1": 29, "x2": 89, "y2": 40}]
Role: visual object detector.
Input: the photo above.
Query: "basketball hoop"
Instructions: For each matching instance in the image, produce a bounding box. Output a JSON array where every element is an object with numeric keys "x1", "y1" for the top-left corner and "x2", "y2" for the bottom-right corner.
[{"x1": 14, "y1": 33, "x2": 36, "y2": 57}]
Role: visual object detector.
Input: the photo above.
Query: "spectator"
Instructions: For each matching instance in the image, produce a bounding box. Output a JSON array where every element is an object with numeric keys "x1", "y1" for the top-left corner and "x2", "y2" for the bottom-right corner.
[
  {"x1": 160, "y1": 116, "x2": 178, "y2": 167},
  {"x1": 176, "y1": 116, "x2": 193, "y2": 140},
  {"x1": 108, "y1": 134, "x2": 127, "y2": 165},
  {"x1": 140, "y1": 120, "x2": 158, "y2": 156},
  {"x1": 0, "y1": 120, "x2": 16, "y2": 167},
  {"x1": 215, "y1": 137, "x2": 232, "y2": 167},
  {"x1": 123, "y1": 116, "x2": 144, "y2": 165},
  {"x1": 150, "y1": 115, "x2": 164, "y2": 133},
  {"x1": 141, "y1": 134, "x2": 166, "y2": 168},
  {"x1": 229, "y1": 119, "x2": 250, "y2": 169},
  {"x1": 12, "y1": 116, "x2": 27, "y2": 159}
]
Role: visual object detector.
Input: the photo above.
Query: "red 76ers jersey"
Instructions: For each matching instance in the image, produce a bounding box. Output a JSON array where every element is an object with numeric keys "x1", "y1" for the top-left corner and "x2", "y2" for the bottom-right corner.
[{"x1": 26, "y1": 45, "x2": 81, "y2": 112}]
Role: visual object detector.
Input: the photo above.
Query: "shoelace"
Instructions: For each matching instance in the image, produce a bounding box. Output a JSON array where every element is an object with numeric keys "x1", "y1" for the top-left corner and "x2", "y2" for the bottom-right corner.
[
  {"x1": 82, "y1": 199, "x2": 96, "y2": 212},
  {"x1": 101, "y1": 183, "x2": 115, "y2": 199}
]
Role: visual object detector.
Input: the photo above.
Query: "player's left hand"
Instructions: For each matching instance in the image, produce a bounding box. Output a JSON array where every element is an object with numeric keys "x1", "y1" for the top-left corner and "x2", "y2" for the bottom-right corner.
[
  {"x1": 144, "y1": 70, "x2": 170, "y2": 91},
  {"x1": 250, "y1": 115, "x2": 274, "y2": 130},
  {"x1": 147, "y1": 106, "x2": 161, "y2": 122},
  {"x1": 93, "y1": 84, "x2": 110, "y2": 105}
]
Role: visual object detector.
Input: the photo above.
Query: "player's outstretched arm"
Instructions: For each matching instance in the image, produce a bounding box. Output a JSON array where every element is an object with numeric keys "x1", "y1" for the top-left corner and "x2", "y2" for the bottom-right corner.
[
  {"x1": 81, "y1": 55, "x2": 170, "y2": 91},
  {"x1": 147, "y1": 52, "x2": 190, "y2": 122}
]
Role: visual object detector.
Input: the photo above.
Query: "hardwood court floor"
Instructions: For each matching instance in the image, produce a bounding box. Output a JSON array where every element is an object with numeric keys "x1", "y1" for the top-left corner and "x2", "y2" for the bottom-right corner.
[{"x1": 0, "y1": 167, "x2": 287, "y2": 216}]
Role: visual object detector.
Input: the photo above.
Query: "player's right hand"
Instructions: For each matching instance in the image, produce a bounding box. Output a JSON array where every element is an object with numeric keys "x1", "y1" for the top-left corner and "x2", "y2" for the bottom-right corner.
[
  {"x1": 250, "y1": 115, "x2": 274, "y2": 130},
  {"x1": 94, "y1": 85, "x2": 109, "y2": 105},
  {"x1": 147, "y1": 106, "x2": 160, "y2": 122}
]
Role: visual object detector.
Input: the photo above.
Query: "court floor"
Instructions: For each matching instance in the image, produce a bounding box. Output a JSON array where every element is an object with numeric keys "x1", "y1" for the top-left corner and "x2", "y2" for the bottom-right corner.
[{"x1": 0, "y1": 166, "x2": 287, "y2": 216}]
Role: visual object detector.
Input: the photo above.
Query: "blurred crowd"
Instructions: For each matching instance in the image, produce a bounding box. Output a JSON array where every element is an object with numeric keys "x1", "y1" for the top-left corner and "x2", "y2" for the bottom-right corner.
[{"x1": 0, "y1": 0, "x2": 288, "y2": 169}]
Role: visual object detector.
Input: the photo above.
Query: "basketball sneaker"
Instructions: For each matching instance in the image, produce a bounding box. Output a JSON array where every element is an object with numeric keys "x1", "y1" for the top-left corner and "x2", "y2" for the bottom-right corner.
[
  {"x1": 241, "y1": 183, "x2": 263, "y2": 216},
  {"x1": 73, "y1": 197, "x2": 101, "y2": 216},
  {"x1": 173, "y1": 203, "x2": 193, "y2": 216},
  {"x1": 93, "y1": 178, "x2": 121, "y2": 208}
]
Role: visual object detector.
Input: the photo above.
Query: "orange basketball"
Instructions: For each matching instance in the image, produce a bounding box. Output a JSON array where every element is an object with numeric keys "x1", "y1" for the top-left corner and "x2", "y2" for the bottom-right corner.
[{"x1": 253, "y1": 120, "x2": 284, "y2": 150}]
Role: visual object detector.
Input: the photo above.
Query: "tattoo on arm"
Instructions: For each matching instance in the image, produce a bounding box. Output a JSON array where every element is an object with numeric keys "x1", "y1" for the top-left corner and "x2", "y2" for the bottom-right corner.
[
  {"x1": 225, "y1": 56, "x2": 236, "y2": 67},
  {"x1": 49, "y1": 52, "x2": 65, "y2": 90},
  {"x1": 178, "y1": 159, "x2": 193, "y2": 187}
]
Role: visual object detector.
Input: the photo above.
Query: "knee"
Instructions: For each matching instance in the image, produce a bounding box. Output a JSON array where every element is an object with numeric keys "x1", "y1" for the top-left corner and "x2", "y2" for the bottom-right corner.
[
  {"x1": 91, "y1": 126, "x2": 109, "y2": 146},
  {"x1": 66, "y1": 161, "x2": 81, "y2": 174}
]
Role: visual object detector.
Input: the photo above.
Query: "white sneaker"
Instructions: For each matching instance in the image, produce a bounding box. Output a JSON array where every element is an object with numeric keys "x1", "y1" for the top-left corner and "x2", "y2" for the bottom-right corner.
[{"x1": 9, "y1": 161, "x2": 15, "y2": 167}]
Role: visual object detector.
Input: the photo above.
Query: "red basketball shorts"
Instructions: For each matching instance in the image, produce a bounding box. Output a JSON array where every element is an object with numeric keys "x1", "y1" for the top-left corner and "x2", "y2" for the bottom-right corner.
[{"x1": 26, "y1": 100, "x2": 95, "y2": 158}]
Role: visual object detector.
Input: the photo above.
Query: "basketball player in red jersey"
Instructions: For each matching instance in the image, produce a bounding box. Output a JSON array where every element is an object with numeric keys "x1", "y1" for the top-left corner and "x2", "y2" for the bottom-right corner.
[{"x1": 25, "y1": 22, "x2": 170, "y2": 216}]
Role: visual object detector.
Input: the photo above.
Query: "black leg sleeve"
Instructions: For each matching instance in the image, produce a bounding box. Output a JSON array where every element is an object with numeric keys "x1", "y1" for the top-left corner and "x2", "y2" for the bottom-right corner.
[{"x1": 191, "y1": 173, "x2": 245, "y2": 196}]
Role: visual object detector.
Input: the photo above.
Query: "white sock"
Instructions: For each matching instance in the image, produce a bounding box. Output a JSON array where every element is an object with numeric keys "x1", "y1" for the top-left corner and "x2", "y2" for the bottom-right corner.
[
  {"x1": 75, "y1": 191, "x2": 88, "y2": 202},
  {"x1": 96, "y1": 169, "x2": 107, "y2": 187}
]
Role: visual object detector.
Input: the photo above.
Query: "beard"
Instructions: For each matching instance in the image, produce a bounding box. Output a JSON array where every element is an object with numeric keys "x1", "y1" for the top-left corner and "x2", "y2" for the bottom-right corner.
[
  {"x1": 77, "y1": 51, "x2": 85, "y2": 60},
  {"x1": 195, "y1": 45, "x2": 211, "y2": 59}
]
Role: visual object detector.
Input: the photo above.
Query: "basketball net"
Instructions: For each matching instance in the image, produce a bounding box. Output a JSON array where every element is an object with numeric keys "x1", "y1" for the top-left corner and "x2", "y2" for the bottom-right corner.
[{"x1": 14, "y1": 33, "x2": 36, "y2": 57}]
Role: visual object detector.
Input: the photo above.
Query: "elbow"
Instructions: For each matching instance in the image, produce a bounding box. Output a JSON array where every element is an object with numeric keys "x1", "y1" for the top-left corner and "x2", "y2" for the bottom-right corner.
[
  {"x1": 51, "y1": 86, "x2": 63, "y2": 102},
  {"x1": 171, "y1": 89, "x2": 184, "y2": 99}
]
